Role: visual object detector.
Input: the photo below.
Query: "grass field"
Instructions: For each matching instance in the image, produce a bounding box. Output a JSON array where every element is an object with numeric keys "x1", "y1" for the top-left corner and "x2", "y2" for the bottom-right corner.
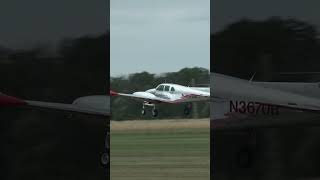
[{"x1": 110, "y1": 119, "x2": 210, "y2": 180}]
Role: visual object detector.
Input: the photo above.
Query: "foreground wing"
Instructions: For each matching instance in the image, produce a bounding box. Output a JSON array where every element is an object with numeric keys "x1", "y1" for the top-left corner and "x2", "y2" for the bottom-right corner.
[
  {"x1": 0, "y1": 93, "x2": 110, "y2": 117},
  {"x1": 25, "y1": 100, "x2": 109, "y2": 116}
]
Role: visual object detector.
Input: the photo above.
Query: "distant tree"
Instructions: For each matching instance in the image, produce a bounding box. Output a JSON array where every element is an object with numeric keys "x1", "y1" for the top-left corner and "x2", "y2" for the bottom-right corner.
[{"x1": 58, "y1": 33, "x2": 109, "y2": 97}]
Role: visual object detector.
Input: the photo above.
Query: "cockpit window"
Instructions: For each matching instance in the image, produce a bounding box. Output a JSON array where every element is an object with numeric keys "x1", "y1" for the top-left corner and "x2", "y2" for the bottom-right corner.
[
  {"x1": 170, "y1": 87, "x2": 175, "y2": 92},
  {"x1": 156, "y1": 85, "x2": 164, "y2": 91},
  {"x1": 164, "y1": 85, "x2": 170, "y2": 91}
]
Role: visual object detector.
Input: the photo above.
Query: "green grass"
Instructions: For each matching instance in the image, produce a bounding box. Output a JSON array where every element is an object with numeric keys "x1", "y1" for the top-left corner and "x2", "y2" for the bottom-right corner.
[{"x1": 111, "y1": 124, "x2": 210, "y2": 180}]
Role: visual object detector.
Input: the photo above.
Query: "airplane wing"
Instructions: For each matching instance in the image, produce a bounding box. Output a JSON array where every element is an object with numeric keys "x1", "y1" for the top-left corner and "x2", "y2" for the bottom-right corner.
[
  {"x1": 0, "y1": 93, "x2": 110, "y2": 117},
  {"x1": 111, "y1": 90, "x2": 210, "y2": 104},
  {"x1": 111, "y1": 90, "x2": 163, "y2": 103}
]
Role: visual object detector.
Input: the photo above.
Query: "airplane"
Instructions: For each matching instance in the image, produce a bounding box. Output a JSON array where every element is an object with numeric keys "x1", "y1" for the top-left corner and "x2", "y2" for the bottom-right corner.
[
  {"x1": 0, "y1": 92, "x2": 110, "y2": 167},
  {"x1": 210, "y1": 72, "x2": 320, "y2": 129},
  {"x1": 111, "y1": 83, "x2": 210, "y2": 117}
]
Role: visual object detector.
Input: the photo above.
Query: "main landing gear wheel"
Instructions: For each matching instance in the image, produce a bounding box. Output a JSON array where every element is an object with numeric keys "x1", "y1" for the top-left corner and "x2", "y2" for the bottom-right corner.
[
  {"x1": 184, "y1": 107, "x2": 190, "y2": 115},
  {"x1": 100, "y1": 131, "x2": 109, "y2": 168},
  {"x1": 184, "y1": 103, "x2": 192, "y2": 115},
  {"x1": 236, "y1": 147, "x2": 253, "y2": 168},
  {"x1": 100, "y1": 151, "x2": 109, "y2": 168},
  {"x1": 152, "y1": 109, "x2": 158, "y2": 117},
  {"x1": 141, "y1": 109, "x2": 146, "y2": 115}
]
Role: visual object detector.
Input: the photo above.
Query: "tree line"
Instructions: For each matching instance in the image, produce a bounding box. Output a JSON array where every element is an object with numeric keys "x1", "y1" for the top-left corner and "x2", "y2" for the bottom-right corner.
[{"x1": 212, "y1": 17, "x2": 320, "y2": 82}]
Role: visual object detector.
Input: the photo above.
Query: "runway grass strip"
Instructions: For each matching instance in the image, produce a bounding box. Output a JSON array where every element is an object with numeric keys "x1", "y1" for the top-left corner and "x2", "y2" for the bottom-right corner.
[{"x1": 111, "y1": 119, "x2": 210, "y2": 180}]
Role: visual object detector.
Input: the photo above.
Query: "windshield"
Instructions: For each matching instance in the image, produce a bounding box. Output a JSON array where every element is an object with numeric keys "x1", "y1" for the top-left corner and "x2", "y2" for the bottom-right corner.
[{"x1": 156, "y1": 85, "x2": 164, "y2": 91}]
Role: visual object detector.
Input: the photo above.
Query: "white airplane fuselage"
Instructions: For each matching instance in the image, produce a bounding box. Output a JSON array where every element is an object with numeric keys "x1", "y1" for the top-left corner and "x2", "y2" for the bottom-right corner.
[{"x1": 144, "y1": 83, "x2": 209, "y2": 103}]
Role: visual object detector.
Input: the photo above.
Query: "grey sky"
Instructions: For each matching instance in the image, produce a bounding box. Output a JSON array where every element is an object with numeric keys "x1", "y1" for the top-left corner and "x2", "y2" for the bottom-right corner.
[
  {"x1": 211, "y1": 0, "x2": 320, "y2": 33},
  {"x1": 110, "y1": 0, "x2": 210, "y2": 76},
  {"x1": 0, "y1": 0, "x2": 108, "y2": 50}
]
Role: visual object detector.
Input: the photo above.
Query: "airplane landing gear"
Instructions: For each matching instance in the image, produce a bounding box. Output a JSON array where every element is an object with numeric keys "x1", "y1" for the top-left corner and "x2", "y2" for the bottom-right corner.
[
  {"x1": 141, "y1": 109, "x2": 146, "y2": 115},
  {"x1": 152, "y1": 108, "x2": 158, "y2": 117},
  {"x1": 100, "y1": 151, "x2": 109, "y2": 168},
  {"x1": 184, "y1": 103, "x2": 192, "y2": 115},
  {"x1": 141, "y1": 104, "x2": 146, "y2": 115},
  {"x1": 184, "y1": 108, "x2": 190, "y2": 115},
  {"x1": 235, "y1": 129, "x2": 257, "y2": 168},
  {"x1": 100, "y1": 131, "x2": 109, "y2": 168},
  {"x1": 142, "y1": 102, "x2": 158, "y2": 117}
]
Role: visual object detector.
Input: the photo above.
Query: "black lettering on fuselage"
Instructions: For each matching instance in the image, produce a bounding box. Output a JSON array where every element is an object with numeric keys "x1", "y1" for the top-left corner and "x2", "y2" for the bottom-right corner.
[
  {"x1": 229, "y1": 100, "x2": 279, "y2": 115},
  {"x1": 230, "y1": 100, "x2": 238, "y2": 113}
]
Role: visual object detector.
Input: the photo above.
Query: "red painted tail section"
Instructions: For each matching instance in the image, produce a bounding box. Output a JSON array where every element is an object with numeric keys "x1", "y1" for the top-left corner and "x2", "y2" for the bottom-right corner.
[{"x1": 0, "y1": 93, "x2": 26, "y2": 106}]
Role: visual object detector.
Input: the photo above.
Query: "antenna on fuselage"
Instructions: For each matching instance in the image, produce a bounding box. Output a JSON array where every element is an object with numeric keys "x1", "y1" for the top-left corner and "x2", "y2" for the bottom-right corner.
[{"x1": 249, "y1": 72, "x2": 256, "y2": 82}]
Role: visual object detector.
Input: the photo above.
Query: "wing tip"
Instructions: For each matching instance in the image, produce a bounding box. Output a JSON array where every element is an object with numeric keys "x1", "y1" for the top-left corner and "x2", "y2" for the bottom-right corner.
[
  {"x1": 110, "y1": 90, "x2": 118, "y2": 96},
  {"x1": 0, "y1": 93, "x2": 26, "y2": 106}
]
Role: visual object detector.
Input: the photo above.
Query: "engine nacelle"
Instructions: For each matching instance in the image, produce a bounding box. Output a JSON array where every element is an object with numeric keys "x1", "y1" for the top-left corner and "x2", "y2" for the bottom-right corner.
[
  {"x1": 72, "y1": 95, "x2": 109, "y2": 110},
  {"x1": 133, "y1": 92, "x2": 157, "y2": 99},
  {"x1": 146, "y1": 88, "x2": 156, "y2": 94}
]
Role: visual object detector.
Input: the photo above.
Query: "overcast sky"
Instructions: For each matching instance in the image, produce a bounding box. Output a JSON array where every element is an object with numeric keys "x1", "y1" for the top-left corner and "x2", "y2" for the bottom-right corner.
[
  {"x1": 0, "y1": 0, "x2": 108, "y2": 50},
  {"x1": 211, "y1": 0, "x2": 320, "y2": 33},
  {"x1": 110, "y1": 0, "x2": 210, "y2": 76}
]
